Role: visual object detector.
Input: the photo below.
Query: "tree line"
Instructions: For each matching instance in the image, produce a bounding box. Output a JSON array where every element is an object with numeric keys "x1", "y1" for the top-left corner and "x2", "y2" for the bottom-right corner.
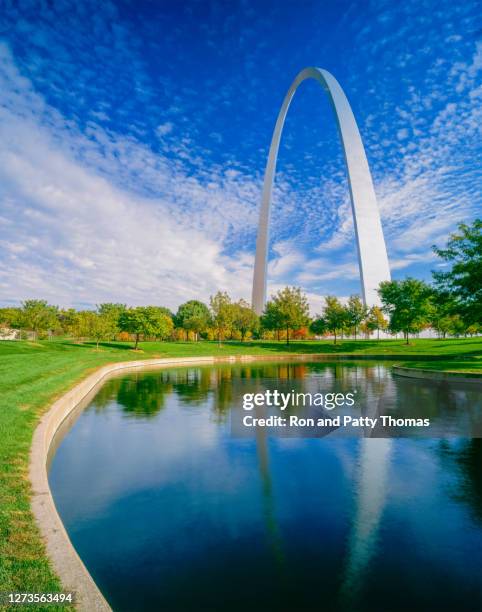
[{"x1": 0, "y1": 219, "x2": 479, "y2": 347}]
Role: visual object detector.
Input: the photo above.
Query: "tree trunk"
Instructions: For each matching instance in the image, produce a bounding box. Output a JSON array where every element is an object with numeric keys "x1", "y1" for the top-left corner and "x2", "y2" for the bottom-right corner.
[
  {"x1": 377, "y1": 327, "x2": 380, "y2": 340},
  {"x1": 334, "y1": 330, "x2": 337, "y2": 345},
  {"x1": 286, "y1": 326, "x2": 290, "y2": 345},
  {"x1": 405, "y1": 330, "x2": 409, "y2": 345},
  {"x1": 96, "y1": 339, "x2": 99, "y2": 350},
  {"x1": 134, "y1": 333, "x2": 139, "y2": 350}
]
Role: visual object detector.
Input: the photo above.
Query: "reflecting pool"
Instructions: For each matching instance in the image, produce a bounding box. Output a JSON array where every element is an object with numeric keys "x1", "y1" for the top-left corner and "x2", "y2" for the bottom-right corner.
[{"x1": 49, "y1": 361, "x2": 482, "y2": 611}]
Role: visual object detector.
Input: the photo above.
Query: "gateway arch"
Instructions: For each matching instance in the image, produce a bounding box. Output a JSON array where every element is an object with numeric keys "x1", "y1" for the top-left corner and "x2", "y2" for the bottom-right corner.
[{"x1": 251, "y1": 67, "x2": 391, "y2": 315}]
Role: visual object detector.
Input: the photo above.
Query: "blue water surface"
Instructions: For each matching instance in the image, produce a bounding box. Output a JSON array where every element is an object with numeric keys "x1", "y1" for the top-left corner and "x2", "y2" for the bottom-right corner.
[{"x1": 49, "y1": 362, "x2": 482, "y2": 611}]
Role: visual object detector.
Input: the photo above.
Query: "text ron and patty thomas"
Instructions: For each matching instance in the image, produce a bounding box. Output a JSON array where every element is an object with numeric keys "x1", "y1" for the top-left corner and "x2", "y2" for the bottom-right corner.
[{"x1": 240, "y1": 389, "x2": 431, "y2": 430}]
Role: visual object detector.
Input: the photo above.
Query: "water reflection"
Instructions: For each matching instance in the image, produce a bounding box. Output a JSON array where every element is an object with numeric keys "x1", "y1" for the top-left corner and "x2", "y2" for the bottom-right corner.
[
  {"x1": 437, "y1": 438, "x2": 482, "y2": 524},
  {"x1": 88, "y1": 362, "x2": 482, "y2": 437},
  {"x1": 340, "y1": 438, "x2": 392, "y2": 609},
  {"x1": 254, "y1": 424, "x2": 285, "y2": 569},
  {"x1": 49, "y1": 361, "x2": 482, "y2": 612}
]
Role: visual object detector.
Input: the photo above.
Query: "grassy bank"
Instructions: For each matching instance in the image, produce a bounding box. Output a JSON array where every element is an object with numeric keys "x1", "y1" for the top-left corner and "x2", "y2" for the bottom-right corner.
[{"x1": 0, "y1": 337, "x2": 480, "y2": 607}]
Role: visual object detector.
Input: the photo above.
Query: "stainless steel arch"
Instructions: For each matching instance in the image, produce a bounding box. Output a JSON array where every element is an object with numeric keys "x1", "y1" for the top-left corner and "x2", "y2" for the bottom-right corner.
[{"x1": 251, "y1": 67, "x2": 391, "y2": 315}]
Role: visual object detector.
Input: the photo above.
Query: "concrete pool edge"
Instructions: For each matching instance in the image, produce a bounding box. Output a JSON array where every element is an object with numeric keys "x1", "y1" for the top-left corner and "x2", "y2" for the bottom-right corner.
[
  {"x1": 29, "y1": 352, "x2": 480, "y2": 610},
  {"x1": 29, "y1": 356, "x2": 223, "y2": 611},
  {"x1": 30, "y1": 353, "x2": 324, "y2": 610},
  {"x1": 392, "y1": 365, "x2": 482, "y2": 384}
]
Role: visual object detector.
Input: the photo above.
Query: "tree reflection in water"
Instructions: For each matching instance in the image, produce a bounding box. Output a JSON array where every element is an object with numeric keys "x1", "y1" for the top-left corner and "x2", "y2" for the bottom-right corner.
[
  {"x1": 437, "y1": 438, "x2": 482, "y2": 524},
  {"x1": 51, "y1": 360, "x2": 481, "y2": 612},
  {"x1": 116, "y1": 374, "x2": 172, "y2": 418}
]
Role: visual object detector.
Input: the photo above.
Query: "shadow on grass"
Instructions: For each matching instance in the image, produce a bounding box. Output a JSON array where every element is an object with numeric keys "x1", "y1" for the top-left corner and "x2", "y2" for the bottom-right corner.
[
  {"x1": 55, "y1": 341, "x2": 136, "y2": 351},
  {"x1": 221, "y1": 340, "x2": 482, "y2": 359},
  {"x1": 32, "y1": 339, "x2": 482, "y2": 360},
  {"x1": 227, "y1": 340, "x2": 381, "y2": 353},
  {"x1": 94, "y1": 341, "x2": 137, "y2": 351}
]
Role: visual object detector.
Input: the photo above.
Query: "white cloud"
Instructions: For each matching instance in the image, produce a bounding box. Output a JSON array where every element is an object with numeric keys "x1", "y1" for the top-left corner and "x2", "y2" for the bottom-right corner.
[
  {"x1": 0, "y1": 45, "x2": 259, "y2": 308},
  {"x1": 0, "y1": 11, "x2": 480, "y2": 309},
  {"x1": 156, "y1": 122, "x2": 174, "y2": 137}
]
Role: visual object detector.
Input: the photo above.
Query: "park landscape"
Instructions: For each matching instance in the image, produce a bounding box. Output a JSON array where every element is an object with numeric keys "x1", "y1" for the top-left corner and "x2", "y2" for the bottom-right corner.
[
  {"x1": 0, "y1": 0, "x2": 481, "y2": 610},
  {"x1": 0, "y1": 218, "x2": 480, "y2": 608}
]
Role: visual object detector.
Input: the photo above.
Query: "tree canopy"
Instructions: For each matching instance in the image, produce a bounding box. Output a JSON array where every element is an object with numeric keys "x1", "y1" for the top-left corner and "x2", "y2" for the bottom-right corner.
[
  {"x1": 378, "y1": 278, "x2": 433, "y2": 343},
  {"x1": 366, "y1": 306, "x2": 388, "y2": 340},
  {"x1": 2, "y1": 219, "x2": 479, "y2": 346},
  {"x1": 345, "y1": 295, "x2": 368, "y2": 341},
  {"x1": 261, "y1": 287, "x2": 309, "y2": 344},
  {"x1": 209, "y1": 292, "x2": 234, "y2": 344},
  {"x1": 175, "y1": 300, "x2": 211, "y2": 340},
  {"x1": 232, "y1": 299, "x2": 259, "y2": 341},
  {"x1": 432, "y1": 219, "x2": 481, "y2": 325},
  {"x1": 119, "y1": 306, "x2": 173, "y2": 349},
  {"x1": 321, "y1": 296, "x2": 347, "y2": 344},
  {"x1": 20, "y1": 300, "x2": 59, "y2": 338}
]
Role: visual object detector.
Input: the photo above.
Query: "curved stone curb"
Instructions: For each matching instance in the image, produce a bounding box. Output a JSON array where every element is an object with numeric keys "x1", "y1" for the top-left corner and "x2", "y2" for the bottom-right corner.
[
  {"x1": 392, "y1": 365, "x2": 482, "y2": 384},
  {"x1": 29, "y1": 356, "x2": 222, "y2": 611},
  {"x1": 30, "y1": 353, "x2": 326, "y2": 610}
]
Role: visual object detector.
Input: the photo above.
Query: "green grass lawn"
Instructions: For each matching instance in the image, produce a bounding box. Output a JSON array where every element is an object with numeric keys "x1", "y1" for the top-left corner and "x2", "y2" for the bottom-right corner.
[{"x1": 0, "y1": 336, "x2": 480, "y2": 608}]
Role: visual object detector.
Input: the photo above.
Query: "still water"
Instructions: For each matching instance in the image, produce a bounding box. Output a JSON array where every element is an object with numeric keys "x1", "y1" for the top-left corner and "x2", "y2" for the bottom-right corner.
[{"x1": 49, "y1": 361, "x2": 482, "y2": 611}]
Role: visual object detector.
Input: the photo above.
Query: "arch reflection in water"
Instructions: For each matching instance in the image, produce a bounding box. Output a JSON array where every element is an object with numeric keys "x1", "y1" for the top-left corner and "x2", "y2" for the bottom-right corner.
[
  {"x1": 49, "y1": 361, "x2": 482, "y2": 612},
  {"x1": 339, "y1": 438, "x2": 392, "y2": 607}
]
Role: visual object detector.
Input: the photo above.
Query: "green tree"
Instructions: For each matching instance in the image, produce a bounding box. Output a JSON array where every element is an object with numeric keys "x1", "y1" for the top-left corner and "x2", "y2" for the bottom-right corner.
[
  {"x1": 154, "y1": 306, "x2": 175, "y2": 320},
  {"x1": 232, "y1": 299, "x2": 259, "y2": 341},
  {"x1": 345, "y1": 294, "x2": 368, "y2": 341},
  {"x1": 428, "y1": 290, "x2": 458, "y2": 339},
  {"x1": 466, "y1": 323, "x2": 480, "y2": 337},
  {"x1": 322, "y1": 296, "x2": 346, "y2": 344},
  {"x1": 57, "y1": 308, "x2": 78, "y2": 336},
  {"x1": 366, "y1": 305, "x2": 388, "y2": 340},
  {"x1": 119, "y1": 306, "x2": 173, "y2": 349},
  {"x1": 378, "y1": 278, "x2": 433, "y2": 344},
  {"x1": 449, "y1": 314, "x2": 469, "y2": 337},
  {"x1": 96, "y1": 303, "x2": 126, "y2": 339},
  {"x1": 70, "y1": 310, "x2": 93, "y2": 340},
  {"x1": 260, "y1": 299, "x2": 283, "y2": 341},
  {"x1": 209, "y1": 292, "x2": 234, "y2": 345},
  {"x1": 0, "y1": 307, "x2": 22, "y2": 339},
  {"x1": 19, "y1": 300, "x2": 58, "y2": 339},
  {"x1": 89, "y1": 313, "x2": 116, "y2": 349},
  {"x1": 432, "y1": 219, "x2": 482, "y2": 326},
  {"x1": 0, "y1": 307, "x2": 22, "y2": 329},
  {"x1": 175, "y1": 300, "x2": 210, "y2": 341},
  {"x1": 310, "y1": 316, "x2": 326, "y2": 337},
  {"x1": 146, "y1": 307, "x2": 174, "y2": 340},
  {"x1": 69, "y1": 311, "x2": 113, "y2": 348},
  {"x1": 262, "y1": 287, "x2": 310, "y2": 345}
]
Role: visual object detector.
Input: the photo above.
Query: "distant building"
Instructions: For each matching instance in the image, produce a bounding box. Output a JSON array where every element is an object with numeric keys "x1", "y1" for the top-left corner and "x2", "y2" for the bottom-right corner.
[{"x1": 0, "y1": 327, "x2": 20, "y2": 340}]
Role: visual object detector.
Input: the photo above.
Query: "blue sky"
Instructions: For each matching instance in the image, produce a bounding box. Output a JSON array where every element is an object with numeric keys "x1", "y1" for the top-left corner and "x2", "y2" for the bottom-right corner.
[{"x1": 0, "y1": 0, "x2": 480, "y2": 312}]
